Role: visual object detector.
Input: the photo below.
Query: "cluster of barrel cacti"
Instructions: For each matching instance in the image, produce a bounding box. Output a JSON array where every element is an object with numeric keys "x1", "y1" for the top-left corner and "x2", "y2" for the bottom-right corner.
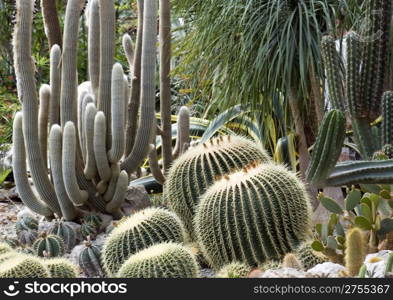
[
  {"x1": 307, "y1": 0, "x2": 393, "y2": 187},
  {"x1": 12, "y1": 0, "x2": 190, "y2": 221}
]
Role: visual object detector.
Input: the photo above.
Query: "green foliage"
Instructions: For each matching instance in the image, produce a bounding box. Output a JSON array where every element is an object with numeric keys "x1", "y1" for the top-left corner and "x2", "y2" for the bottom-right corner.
[
  {"x1": 312, "y1": 186, "x2": 393, "y2": 262},
  {"x1": 116, "y1": 242, "x2": 199, "y2": 278},
  {"x1": 195, "y1": 163, "x2": 312, "y2": 269},
  {"x1": 102, "y1": 207, "x2": 186, "y2": 276}
]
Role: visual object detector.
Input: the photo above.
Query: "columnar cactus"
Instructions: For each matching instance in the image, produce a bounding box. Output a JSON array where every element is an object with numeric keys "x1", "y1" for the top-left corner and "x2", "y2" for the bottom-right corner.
[
  {"x1": 164, "y1": 135, "x2": 271, "y2": 238},
  {"x1": 0, "y1": 254, "x2": 49, "y2": 278},
  {"x1": 194, "y1": 163, "x2": 312, "y2": 269},
  {"x1": 216, "y1": 262, "x2": 251, "y2": 278},
  {"x1": 12, "y1": 0, "x2": 186, "y2": 221},
  {"x1": 49, "y1": 220, "x2": 77, "y2": 251},
  {"x1": 345, "y1": 228, "x2": 366, "y2": 276},
  {"x1": 102, "y1": 207, "x2": 186, "y2": 276},
  {"x1": 43, "y1": 258, "x2": 79, "y2": 278},
  {"x1": 79, "y1": 237, "x2": 104, "y2": 277},
  {"x1": 116, "y1": 242, "x2": 199, "y2": 278},
  {"x1": 382, "y1": 91, "x2": 393, "y2": 146},
  {"x1": 306, "y1": 109, "x2": 346, "y2": 187},
  {"x1": 33, "y1": 232, "x2": 65, "y2": 258}
]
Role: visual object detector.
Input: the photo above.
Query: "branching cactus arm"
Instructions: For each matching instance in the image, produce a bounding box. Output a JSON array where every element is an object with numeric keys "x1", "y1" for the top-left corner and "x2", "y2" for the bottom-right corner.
[
  {"x1": 12, "y1": 112, "x2": 53, "y2": 217},
  {"x1": 49, "y1": 45, "x2": 61, "y2": 127},
  {"x1": 38, "y1": 84, "x2": 50, "y2": 169},
  {"x1": 94, "y1": 112, "x2": 111, "y2": 183},
  {"x1": 88, "y1": 0, "x2": 100, "y2": 100}
]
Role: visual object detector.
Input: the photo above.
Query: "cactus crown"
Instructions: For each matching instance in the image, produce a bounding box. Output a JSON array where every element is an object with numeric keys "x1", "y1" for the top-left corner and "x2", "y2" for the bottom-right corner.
[
  {"x1": 0, "y1": 254, "x2": 49, "y2": 278},
  {"x1": 43, "y1": 258, "x2": 79, "y2": 278},
  {"x1": 194, "y1": 162, "x2": 312, "y2": 269}
]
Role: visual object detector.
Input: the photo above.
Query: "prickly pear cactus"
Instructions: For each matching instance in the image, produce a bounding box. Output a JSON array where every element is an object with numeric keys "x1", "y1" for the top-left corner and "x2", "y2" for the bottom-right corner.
[
  {"x1": 216, "y1": 262, "x2": 251, "y2": 278},
  {"x1": 164, "y1": 135, "x2": 271, "y2": 238},
  {"x1": 43, "y1": 258, "x2": 79, "y2": 278},
  {"x1": 0, "y1": 254, "x2": 49, "y2": 278},
  {"x1": 102, "y1": 207, "x2": 186, "y2": 276},
  {"x1": 116, "y1": 242, "x2": 199, "y2": 278},
  {"x1": 194, "y1": 163, "x2": 312, "y2": 269},
  {"x1": 33, "y1": 232, "x2": 65, "y2": 257}
]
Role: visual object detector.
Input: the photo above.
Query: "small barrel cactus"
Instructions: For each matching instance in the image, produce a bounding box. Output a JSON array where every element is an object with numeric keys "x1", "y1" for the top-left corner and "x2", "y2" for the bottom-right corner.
[
  {"x1": 216, "y1": 262, "x2": 251, "y2": 278},
  {"x1": 0, "y1": 254, "x2": 49, "y2": 278},
  {"x1": 164, "y1": 135, "x2": 271, "y2": 238},
  {"x1": 382, "y1": 144, "x2": 393, "y2": 159},
  {"x1": 79, "y1": 237, "x2": 104, "y2": 277},
  {"x1": 43, "y1": 258, "x2": 79, "y2": 278},
  {"x1": 294, "y1": 241, "x2": 328, "y2": 270},
  {"x1": 2, "y1": 237, "x2": 20, "y2": 248},
  {"x1": 102, "y1": 207, "x2": 186, "y2": 276},
  {"x1": 282, "y1": 253, "x2": 303, "y2": 270},
  {"x1": 0, "y1": 243, "x2": 12, "y2": 255},
  {"x1": 116, "y1": 242, "x2": 199, "y2": 278},
  {"x1": 81, "y1": 221, "x2": 98, "y2": 240},
  {"x1": 194, "y1": 163, "x2": 312, "y2": 269},
  {"x1": 17, "y1": 230, "x2": 38, "y2": 246},
  {"x1": 15, "y1": 215, "x2": 38, "y2": 233},
  {"x1": 83, "y1": 214, "x2": 102, "y2": 229},
  {"x1": 49, "y1": 220, "x2": 77, "y2": 251},
  {"x1": 33, "y1": 232, "x2": 65, "y2": 257}
]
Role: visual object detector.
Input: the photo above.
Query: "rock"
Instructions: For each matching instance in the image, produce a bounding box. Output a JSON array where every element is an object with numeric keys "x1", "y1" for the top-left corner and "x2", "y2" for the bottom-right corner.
[
  {"x1": 8, "y1": 188, "x2": 19, "y2": 200},
  {"x1": 97, "y1": 213, "x2": 113, "y2": 232},
  {"x1": 123, "y1": 185, "x2": 151, "y2": 215},
  {"x1": 16, "y1": 208, "x2": 35, "y2": 220},
  {"x1": 248, "y1": 268, "x2": 264, "y2": 278},
  {"x1": 258, "y1": 267, "x2": 313, "y2": 278},
  {"x1": 92, "y1": 233, "x2": 107, "y2": 250},
  {"x1": 200, "y1": 268, "x2": 215, "y2": 278},
  {"x1": 363, "y1": 250, "x2": 392, "y2": 278},
  {"x1": 307, "y1": 262, "x2": 345, "y2": 278}
]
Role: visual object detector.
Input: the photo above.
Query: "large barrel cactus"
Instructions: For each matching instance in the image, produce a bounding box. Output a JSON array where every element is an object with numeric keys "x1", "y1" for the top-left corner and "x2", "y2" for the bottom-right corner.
[
  {"x1": 102, "y1": 207, "x2": 186, "y2": 276},
  {"x1": 116, "y1": 242, "x2": 198, "y2": 278},
  {"x1": 164, "y1": 135, "x2": 271, "y2": 237},
  {"x1": 0, "y1": 254, "x2": 49, "y2": 278},
  {"x1": 194, "y1": 163, "x2": 312, "y2": 269}
]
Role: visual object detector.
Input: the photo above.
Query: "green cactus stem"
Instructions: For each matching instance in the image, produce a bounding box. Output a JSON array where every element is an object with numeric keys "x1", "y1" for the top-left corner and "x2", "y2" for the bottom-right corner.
[
  {"x1": 49, "y1": 44, "x2": 61, "y2": 127},
  {"x1": 87, "y1": 0, "x2": 100, "y2": 100},
  {"x1": 94, "y1": 112, "x2": 111, "y2": 183},
  {"x1": 38, "y1": 84, "x2": 50, "y2": 169},
  {"x1": 79, "y1": 236, "x2": 104, "y2": 277},
  {"x1": 33, "y1": 232, "x2": 65, "y2": 258},
  {"x1": 83, "y1": 103, "x2": 98, "y2": 180},
  {"x1": 382, "y1": 91, "x2": 393, "y2": 146}
]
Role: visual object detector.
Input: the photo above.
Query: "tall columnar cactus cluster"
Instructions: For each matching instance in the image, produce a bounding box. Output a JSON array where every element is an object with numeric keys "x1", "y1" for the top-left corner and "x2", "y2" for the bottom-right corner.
[
  {"x1": 12, "y1": 0, "x2": 189, "y2": 221},
  {"x1": 102, "y1": 207, "x2": 186, "y2": 276},
  {"x1": 310, "y1": 0, "x2": 393, "y2": 186},
  {"x1": 164, "y1": 135, "x2": 271, "y2": 238},
  {"x1": 194, "y1": 163, "x2": 312, "y2": 269}
]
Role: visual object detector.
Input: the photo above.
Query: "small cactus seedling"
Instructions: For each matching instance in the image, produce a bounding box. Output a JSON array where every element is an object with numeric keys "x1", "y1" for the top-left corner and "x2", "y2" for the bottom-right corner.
[
  {"x1": 33, "y1": 232, "x2": 65, "y2": 258},
  {"x1": 116, "y1": 242, "x2": 199, "y2": 278}
]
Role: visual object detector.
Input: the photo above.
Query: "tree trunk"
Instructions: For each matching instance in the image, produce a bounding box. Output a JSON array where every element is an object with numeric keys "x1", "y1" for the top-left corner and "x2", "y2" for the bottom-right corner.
[{"x1": 41, "y1": 0, "x2": 62, "y2": 49}]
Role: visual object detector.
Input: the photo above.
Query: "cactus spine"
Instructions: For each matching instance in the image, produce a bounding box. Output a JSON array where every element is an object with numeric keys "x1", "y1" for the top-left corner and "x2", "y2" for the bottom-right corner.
[
  {"x1": 345, "y1": 228, "x2": 366, "y2": 276},
  {"x1": 116, "y1": 242, "x2": 199, "y2": 278},
  {"x1": 33, "y1": 232, "x2": 65, "y2": 258},
  {"x1": 164, "y1": 135, "x2": 271, "y2": 238},
  {"x1": 102, "y1": 207, "x2": 186, "y2": 276},
  {"x1": 306, "y1": 109, "x2": 346, "y2": 186},
  {"x1": 382, "y1": 91, "x2": 393, "y2": 146},
  {"x1": 294, "y1": 241, "x2": 328, "y2": 270},
  {"x1": 194, "y1": 163, "x2": 312, "y2": 269}
]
